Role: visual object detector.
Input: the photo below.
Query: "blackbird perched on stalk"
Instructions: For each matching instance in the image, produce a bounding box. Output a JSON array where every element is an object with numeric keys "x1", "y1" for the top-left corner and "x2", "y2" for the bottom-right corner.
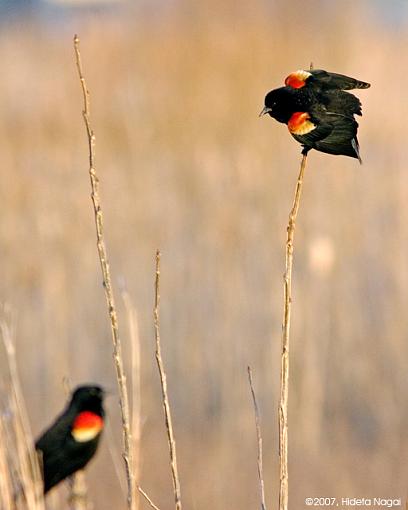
[
  {"x1": 260, "y1": 69, "x2": 370, "y2": 162},
  {"x1": 35, "y1": 385, "x2": 105, "y2": 494}
]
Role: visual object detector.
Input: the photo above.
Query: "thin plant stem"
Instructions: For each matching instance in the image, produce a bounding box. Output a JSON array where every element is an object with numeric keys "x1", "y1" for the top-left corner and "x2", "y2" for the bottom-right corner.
[
  {"x1": 0, "y1": 418, "x2": 13, "y2": 510},
  {"x1": 1, "y1": 314, "x2": 45, "y2": 510},
  {"x1": 67, "y1": 472, "x2": 89, "y2": 510},
  {"x1": 153, "y1": 250, "x2": 182, "y2": 510},
  {"x1": 122, "y1": 289, "x2": 142, "y2": 509},
  {"x1": 73, "y1": 35, "x2": 135, "y2": 510},
  {"x1": 137, "y1": 486, "x2": 162, "y2": 510},
  {"x1": 247, "y1": 366, "x2": 267, "y2": 510},
  {"x1": 279, "y1": 153, "x2": 308, "y2": 510}
]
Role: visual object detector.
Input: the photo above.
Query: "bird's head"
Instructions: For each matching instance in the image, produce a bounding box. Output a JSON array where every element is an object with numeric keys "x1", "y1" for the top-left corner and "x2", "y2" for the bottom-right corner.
[
  {"x1": 259, "y1": 87, "x2": 295, "y2": 124},
  {"x1": 70, "y1": 385, "x2": 106, "y2": 416}
]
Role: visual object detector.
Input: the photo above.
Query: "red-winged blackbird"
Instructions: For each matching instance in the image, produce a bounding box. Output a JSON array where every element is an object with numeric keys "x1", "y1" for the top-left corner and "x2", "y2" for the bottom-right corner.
[
  {"x1": 260, "y1": 69, "x2": 370, "y2": 162},
  {"x1": 35, "y1": 385, "x2": 105, "y2": 494}
]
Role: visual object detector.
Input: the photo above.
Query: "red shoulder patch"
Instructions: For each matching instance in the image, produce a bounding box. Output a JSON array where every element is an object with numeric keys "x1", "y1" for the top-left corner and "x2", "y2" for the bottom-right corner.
[
  {"x1": 287, "y1": 112, "x2": 316, "y2": 135},
  {"x1": 285, "y1": 70, "x2": 312, "y2": 89},
  {"x1": 73, "y1": 411, "x2": 103, "y2": 429},
  {"x1": 72, "y1": 411, "x2": 103, "y2": 442}
]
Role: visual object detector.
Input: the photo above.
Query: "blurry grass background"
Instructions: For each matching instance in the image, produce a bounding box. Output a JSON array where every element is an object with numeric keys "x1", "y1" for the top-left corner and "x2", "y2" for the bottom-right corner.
[{"x1": 1, "y1": 0, "x2": 408, "y2": 508}]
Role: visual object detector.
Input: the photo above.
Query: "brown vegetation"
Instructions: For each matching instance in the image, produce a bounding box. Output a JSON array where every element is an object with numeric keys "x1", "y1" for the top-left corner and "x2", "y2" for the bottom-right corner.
[{"x1": 0, "y1": 1, "x2": 407, "y2": 509}]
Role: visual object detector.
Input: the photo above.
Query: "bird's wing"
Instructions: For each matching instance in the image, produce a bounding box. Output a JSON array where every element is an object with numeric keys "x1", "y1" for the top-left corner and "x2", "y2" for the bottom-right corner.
[
  {"x1": 284, "y1": 70, "x2": 313, "y2": 89},
  {"x1": 35, "y1": 412, "x2": 73, "y2": 453},
  {"x1": 292, "y1": 113, "x2": 361, "y2": 161},
  {"x1": 284, "y1": 69, "x2": 370, "y2": 91},
  {"x1": 323, "y1": 90, "x2": 363, "y2": 117},
  {"x1": 313, "y1": 116, "x2": 361, "y2": 160},
  {"x1": 287, "y1": 111, "x2": 333, "y2": 142},
  {"x1": 309, "y1": 70, "x2": 370, "y2": 90}
]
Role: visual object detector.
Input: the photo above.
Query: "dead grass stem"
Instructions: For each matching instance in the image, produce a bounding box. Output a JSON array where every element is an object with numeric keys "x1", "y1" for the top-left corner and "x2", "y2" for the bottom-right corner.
[
  {"x1": 247, "y1": 366, "x2": 267, "y2": 510},
  {"x1": 279, "y1": 153, "x2": 308, "y2": 510},
  {"x1": 122, "y1": 289, "x2": 142, "y2": 509},
  {"x1": 73, "y1": 34, "x2": 135, "y2": 510},
  {"x1": 153, "y1": 250, "x2": 182, "y2": 510},
  {"x1": 0, "y1": 313, "x2": 45, "y2": 510}
]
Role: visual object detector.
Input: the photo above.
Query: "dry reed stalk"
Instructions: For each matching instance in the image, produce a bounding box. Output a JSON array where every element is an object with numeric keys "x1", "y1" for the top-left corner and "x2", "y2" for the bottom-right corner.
[
  {"x1": 279, "y1": 153, "x2": 308, "y2": 510},
  {"x1": 121, "y1": 289, "x2": 142, "y2": 509},
  {"x1": 102, "y1": 368, "x2": 161, "y2": 510},
  {"x1": 153, "y1": 250, "x2": 182, "y2": 510},
  {"x1": 0, "y1": 418, "x2": 13, "y2": 510},
  {"x1": 104, "y1": 412, "x2": 162, "y2": 510},
  {"x1": 247, "y1": 366, "x2": 267, "y2": 510},
  {"x1": 0, "y1": 316, "x2": 45, "y2": 510},
  {"x1": 73, "y1": 35, "x2": 135, "y2": 510},
  {"x1": 67, "y1": 471, "x2": 90, "y2": 510},
  {"x1": 104, "y1": 418, "x2": 127, "y2": 494},
  {"x1": 137, "y1": 486, "x2": 162, "y2": 510}
]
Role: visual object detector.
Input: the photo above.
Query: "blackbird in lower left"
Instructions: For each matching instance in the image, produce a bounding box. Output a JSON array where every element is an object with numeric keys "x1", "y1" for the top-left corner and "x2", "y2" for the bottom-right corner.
[{"x1": 35, "y1": 385, "x2": 105, "y2": 494}]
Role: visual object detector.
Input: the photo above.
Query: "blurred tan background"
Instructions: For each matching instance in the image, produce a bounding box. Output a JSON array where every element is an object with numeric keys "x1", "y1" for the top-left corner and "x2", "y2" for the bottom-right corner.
[{"x1": 0, "y1": 0, "x2": 408, "y2": 508}]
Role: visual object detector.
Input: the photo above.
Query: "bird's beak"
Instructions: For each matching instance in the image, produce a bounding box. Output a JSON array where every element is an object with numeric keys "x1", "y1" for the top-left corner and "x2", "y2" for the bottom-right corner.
[{"x1": 259, "y1": 106, "x2": 272, "y2": 117}]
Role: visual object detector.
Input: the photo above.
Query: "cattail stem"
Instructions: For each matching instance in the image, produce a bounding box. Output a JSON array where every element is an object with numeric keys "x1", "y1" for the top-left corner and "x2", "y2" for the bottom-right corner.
[{"x1": 279, "y1": 153, "x2": 308, "y2": 510}]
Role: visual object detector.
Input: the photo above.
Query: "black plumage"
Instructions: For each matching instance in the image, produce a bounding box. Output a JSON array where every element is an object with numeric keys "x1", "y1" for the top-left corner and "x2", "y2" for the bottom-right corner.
[
  {"x1": 35, "y1": 385, "x2": 105, "y2": 494},
  {"x1": 261, "y1": 69, "x2": 370, "y2": 162}
]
